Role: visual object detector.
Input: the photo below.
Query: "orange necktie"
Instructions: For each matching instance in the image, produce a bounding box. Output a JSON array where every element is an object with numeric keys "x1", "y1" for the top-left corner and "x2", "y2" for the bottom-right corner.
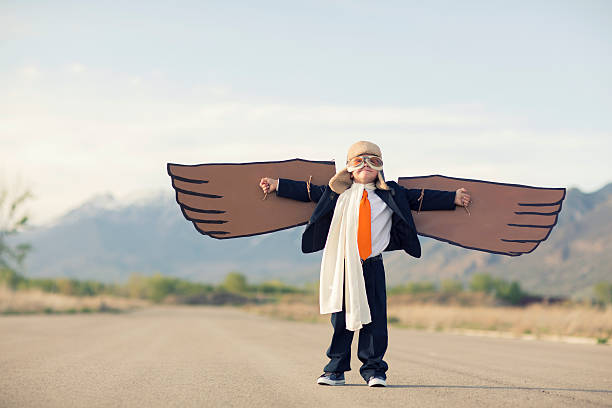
[{"x1": 358, "y1": 190, "x2": 372, "y2": 261}]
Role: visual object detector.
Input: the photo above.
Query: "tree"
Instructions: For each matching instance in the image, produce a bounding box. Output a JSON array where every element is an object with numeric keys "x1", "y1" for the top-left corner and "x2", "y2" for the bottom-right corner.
[
  {"x1": 148, "y1": 272, "x2": 180, "y2": 303},
  {"x1": 469, "y1": 273, "x2": 496, "y2": 293},
  {"x1": 0, "y1": 182, "x2": 33, "y2": 289},
  {"x1": 469, "y1": 273, "x2": 526, "y2": 305},
  {"x1": 495, "y1": 280, "x2": 525, "y2": 305},
  {"x1": 221, "y1": 272, "x2": 248, "y2": 293},
  {"x1": 0, "y1": 183, "x2": 33, "y2": 271}
]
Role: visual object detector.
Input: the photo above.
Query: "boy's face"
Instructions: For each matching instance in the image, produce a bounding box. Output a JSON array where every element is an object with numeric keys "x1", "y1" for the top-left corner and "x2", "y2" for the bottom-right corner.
[{"x1": 350, "y1": 163, "x2": 379, "y2": 184}]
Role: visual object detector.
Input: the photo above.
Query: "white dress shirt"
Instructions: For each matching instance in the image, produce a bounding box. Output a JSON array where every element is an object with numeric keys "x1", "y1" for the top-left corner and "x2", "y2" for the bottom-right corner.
[
  {"x1": 277, "y1": 179, "x2": 392, "y2": 258},
  {"x1": 363, "y1": 183, "x2": 392, "y2": 257}
]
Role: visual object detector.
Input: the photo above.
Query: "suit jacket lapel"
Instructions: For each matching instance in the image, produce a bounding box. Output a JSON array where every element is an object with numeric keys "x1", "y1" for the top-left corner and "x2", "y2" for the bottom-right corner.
[
  {"x1": 375, "y1": 188, "x2": 409, "y2": 224},
  {"x1": 311, "y1": 186, "x2": 409, "y2": 226}
]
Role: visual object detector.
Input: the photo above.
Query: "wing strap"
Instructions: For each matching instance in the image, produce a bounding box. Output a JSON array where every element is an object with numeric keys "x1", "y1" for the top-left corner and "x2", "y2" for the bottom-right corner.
[
  {"x1": 417, "y1": 188, "x2": 424, "y2": 213},
  {"x1": 306, "y1": 175, "x2": 313, "y2": 202}
]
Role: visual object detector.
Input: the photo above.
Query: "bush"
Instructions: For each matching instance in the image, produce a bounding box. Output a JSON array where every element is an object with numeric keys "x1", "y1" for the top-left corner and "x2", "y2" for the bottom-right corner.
[
  {"x1": 125, "y1": 273, "x2": 150, "y2": 299},
  {"x1": 469, "y1": 273, "x2": 527, "y2": 305},
  {"x1": 123, "y1": 272, "x2": 215, "y2": 303},
  {"x1": 388, "y1": 281, "x2": 437, "y2": 295},
  {"x1": 495, "y1": 281, "x2": 524, "y2": 305},
  {"x1": 0, "y1": 267, "x2": 25, "y2": 289},
  {"x1": 56, "y1": 278, "x2": 75, "y2": 296},
  {"x1": 469, "y1": 273, "x2": 497, "y2": 293},
  {"x1": 441, "y1": 279, "x2": 463, "y2": 294},
  {"x1": 221, "y1": 272, "x2": 248, "y2": 293},
  {"x1": 27, "y1": 278, "x2": 60, "y2": 293},
  {"x1": 593, "y1": 281, "x2": 612, "y2": 304},
  {"x1": 254, "y1": 280, "x2": 302, "y2": 294}
]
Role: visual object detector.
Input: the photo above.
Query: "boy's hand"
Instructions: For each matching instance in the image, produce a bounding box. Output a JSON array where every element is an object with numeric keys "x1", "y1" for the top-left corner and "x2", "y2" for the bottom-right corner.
[
  {"x1": 259, "y1": 177, "x2": 279, "y2": 194},
  {"x1": 455, "y1": 187, "x2": 471, "y2": 207}
]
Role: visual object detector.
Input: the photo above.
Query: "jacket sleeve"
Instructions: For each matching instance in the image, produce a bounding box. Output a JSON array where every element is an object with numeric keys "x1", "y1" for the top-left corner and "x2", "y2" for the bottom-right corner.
[
  {"x1": 398, "y1": 184, "x2": 457, "y2": 212},
  {"x1": 276, "y1": 178, "x2": 326, "y2": 203}
]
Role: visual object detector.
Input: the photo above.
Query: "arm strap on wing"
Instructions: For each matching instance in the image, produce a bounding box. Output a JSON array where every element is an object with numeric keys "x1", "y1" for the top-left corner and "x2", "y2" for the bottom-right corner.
[
  {"x1": 306, "y1": 175, "x2": 313, "y2": 202},
  {"x1": 417, "y1": 188, "x2": 424, "y2": 213}
]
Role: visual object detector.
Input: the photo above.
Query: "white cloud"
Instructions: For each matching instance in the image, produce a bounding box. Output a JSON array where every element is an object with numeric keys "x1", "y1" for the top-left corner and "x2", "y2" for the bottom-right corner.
[
  {"x1": 68, "y1": 63, "x2": 86, "y2": 74},
  {"x1": 0, "y1": 13, "x2": 36, "y2": 41},
  {"x1": 18, "y1": 65, "x2": 41, "y2": 79}
]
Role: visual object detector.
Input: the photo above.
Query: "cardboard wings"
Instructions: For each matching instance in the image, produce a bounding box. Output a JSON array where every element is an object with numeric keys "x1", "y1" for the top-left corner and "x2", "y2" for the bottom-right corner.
[{"x1": 167, "y1": 159, "x2": 565, "y2": 257}]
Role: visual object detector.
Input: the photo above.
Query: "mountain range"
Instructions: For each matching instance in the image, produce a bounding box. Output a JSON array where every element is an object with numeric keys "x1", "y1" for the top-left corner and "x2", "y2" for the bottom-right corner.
[{"x1": 13, "y1": 181, "x2": 612, "y2": 299}]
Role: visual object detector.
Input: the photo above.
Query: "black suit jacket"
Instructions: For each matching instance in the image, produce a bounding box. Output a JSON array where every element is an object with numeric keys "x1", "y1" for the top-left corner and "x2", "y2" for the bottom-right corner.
[{"x1": 276, "y1": 178, "x2": 457, "y2": 258}]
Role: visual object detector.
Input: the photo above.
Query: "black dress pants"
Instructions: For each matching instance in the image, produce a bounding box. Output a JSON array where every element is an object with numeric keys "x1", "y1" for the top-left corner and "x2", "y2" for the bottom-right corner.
[{"x1": 322, "y1": 255, "x2": 389, "y2": 381}]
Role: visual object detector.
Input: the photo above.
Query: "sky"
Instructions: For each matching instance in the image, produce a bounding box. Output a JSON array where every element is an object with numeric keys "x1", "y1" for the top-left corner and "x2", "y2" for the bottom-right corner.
[{"x1": 1, "y1": 0, "x2": 611, "y2": 226}]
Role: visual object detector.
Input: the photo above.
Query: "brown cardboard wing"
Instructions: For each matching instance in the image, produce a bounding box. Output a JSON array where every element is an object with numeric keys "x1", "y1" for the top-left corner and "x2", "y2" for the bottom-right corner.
[
  {"x1": 167, "y1": 159, "x2": 336, "y2": 239},
  {"x1": 398, "y1": 175, "x2": 566, "y2": 256}
]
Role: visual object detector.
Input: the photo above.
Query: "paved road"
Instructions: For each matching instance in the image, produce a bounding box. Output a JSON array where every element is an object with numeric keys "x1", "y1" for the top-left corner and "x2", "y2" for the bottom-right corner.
[{"x1": 1, "y1": 306, "x2": 611, "y2": 407}]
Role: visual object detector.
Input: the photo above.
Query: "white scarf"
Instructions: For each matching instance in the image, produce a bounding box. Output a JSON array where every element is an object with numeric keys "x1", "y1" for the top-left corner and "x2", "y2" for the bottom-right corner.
[{"x1": 319, "y1": 182, "x2": 374, "y2": 331}]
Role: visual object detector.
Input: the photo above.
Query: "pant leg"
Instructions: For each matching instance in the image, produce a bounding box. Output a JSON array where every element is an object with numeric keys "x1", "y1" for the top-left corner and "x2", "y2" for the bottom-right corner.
[
  {"x1": 357, "y1": 257, "x2": 389, "y2": 381},
  {"x1": 323, "y1": 272, "x2": 354, "y2": 373}
]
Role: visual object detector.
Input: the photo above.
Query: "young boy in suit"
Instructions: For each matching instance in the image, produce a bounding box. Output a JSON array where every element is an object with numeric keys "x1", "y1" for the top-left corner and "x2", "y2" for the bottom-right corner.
[{"x1": 259, "y1": 141, "x2": 471, "y2": 387}]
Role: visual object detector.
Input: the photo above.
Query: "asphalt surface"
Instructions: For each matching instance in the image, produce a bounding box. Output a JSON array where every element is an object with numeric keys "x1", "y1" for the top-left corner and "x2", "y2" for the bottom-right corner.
[{"x1": 1, "y1": 305, "x2": 611, "y2": 407}]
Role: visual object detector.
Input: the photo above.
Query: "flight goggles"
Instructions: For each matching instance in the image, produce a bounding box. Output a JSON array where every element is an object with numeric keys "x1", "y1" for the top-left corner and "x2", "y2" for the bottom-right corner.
[{"x1": 346, "y1": 155, "x2": 384, "y2": 172}]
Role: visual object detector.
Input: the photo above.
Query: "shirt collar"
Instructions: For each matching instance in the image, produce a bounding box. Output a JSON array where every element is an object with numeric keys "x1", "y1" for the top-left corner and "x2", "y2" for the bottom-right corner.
[{"x1": 350, "y1": 181, "x2": 377, "y2": 192}]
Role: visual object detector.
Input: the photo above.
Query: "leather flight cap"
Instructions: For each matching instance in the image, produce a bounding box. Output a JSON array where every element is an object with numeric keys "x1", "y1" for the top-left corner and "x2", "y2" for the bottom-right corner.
[{"x1": 328, "y1": 141, "x2": 390, "y2": 194}]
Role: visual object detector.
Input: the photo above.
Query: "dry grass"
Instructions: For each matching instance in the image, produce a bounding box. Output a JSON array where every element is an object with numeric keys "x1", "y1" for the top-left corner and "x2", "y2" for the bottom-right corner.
[
  {"x1": 242, "y1": 294, "x2": 612, "y2": 342},
  {"x1": 387, "y1": 303, "x2": 612, "y2": 340},
  {"x1": 0, "y1": 284, "x2": 151, "y2": 314},
  {"x1": 243, "y1": 294, "x2": 327, "y2": 324}
]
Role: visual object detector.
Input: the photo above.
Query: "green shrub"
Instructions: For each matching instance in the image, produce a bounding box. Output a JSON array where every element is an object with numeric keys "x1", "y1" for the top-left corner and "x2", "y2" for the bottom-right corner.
[
  {"x1": 495, "y1": 281, "x2": 525, "y2": 305},
  {"x1": 221, "y1": 272, "x2": 248, "y2": 293},
  {"x1": 388, "y1": 281, "x2": 437, "y2": 295},
  {"x1": 441, "y1": 279, "x2": 463, "y2": 294},
  {"x1": 388, "y1": 315, "x2": 400, "y2": 324},
  {"x1": 254, "y1": 280, "x2": 302, "y2": 294},
  {"x1": 469, "y1": 273, "x2": 497, "y2": 293},
  {"x1": 470, "y1": 273, "x2": 527, "y2": 305},
  {"x1": 593, "y1": 282, "x2": 612, "y2": 304},
  {"x1": 148, "y1": 273, "x2": 182, "y2": 303},
  {"x1": 0, "y1": 267, "x2": 25, "y2": 289}
]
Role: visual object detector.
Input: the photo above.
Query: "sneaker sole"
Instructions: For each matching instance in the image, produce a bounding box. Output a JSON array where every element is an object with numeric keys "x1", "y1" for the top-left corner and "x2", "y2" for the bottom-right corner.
[
  {"x1": 317, "y1": 378, "x2": 345, "y2": 386},
  {"x1": 368, "y1": 379, "x2": 387, "y2": 387}
]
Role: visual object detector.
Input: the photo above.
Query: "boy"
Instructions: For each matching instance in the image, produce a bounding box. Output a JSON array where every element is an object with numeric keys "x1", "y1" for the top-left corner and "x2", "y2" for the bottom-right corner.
[{"x1": 259, "y1": 141, "x2": 471, "y2": 387}]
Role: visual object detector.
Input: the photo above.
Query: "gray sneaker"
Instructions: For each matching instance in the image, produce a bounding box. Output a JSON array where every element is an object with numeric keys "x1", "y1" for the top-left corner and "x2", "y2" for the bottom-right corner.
[
  {"x1": 367, "y1": 376, "x2": 387, "y2": 387},
  {"x1": 317, "y1": 371, "x2": 345, "y2": 386}
]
